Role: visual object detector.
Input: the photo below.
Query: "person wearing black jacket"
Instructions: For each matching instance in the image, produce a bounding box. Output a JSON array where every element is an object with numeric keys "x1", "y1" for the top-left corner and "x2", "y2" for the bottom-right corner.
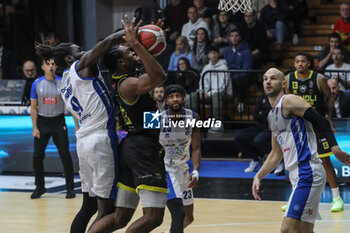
[
  {"x1": 328, "y1": 78, "x2": 350, "y2": 118},
  {"x1": 233, "y1": 94, "x2": 272, "y2": 172}
]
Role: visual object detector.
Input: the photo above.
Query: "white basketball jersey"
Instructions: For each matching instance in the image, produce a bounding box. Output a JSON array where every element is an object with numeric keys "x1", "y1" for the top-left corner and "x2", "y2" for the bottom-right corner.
[
  {"x1": 268, "y1": 95, "x2": 322, "y2": 185},
  {"x1": 60, "y1": 61, "x2": 115, "y2": 139},
  {"x1": 159, "y1": 108, "x2": 194, "y2": 167}
]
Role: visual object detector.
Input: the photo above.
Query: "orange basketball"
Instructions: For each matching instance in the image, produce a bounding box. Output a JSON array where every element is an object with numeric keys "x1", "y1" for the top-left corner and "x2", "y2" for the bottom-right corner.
[{"x1": 138, "y1": 24, "x2": 166, "y2": 56}]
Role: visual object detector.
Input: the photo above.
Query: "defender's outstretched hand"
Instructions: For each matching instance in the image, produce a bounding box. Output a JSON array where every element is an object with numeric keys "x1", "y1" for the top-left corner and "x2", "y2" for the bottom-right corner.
[{"x1": 122, "y1": 15, "x2": 142, "y2": 46}]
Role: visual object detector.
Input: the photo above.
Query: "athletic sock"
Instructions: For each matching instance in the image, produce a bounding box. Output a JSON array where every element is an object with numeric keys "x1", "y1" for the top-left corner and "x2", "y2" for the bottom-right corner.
[{"x1": 331, "y1": 187, "x2": 340, "y2": 199}]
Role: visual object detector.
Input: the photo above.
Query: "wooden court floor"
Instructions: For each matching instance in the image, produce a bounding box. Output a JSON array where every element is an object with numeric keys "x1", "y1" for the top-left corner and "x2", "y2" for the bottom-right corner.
[{"x1": 0, "y1": 192, "x2": 349, "y2": 233}]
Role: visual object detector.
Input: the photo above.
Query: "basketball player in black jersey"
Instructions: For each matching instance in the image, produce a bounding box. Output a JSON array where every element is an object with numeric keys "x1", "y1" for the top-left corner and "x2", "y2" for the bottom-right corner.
[
  {"x1": 285, "y1": 52, "x2": 343, "y2": 212},
  {"x1": 88, "y1": 17, "x2": 168, "y2": 233}
]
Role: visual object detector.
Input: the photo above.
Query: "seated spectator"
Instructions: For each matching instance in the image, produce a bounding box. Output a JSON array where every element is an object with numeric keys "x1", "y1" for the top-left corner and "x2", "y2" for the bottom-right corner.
[
  {"x1": 166, "y1": 57, "x2": 200, "y2": 94},
  {"x1": 325, "y1": 47, "x2": 350, "y2": 91},
  {"x1": 333, "y1": 3, "x2": 350, "y2": 50},
  {"x1": 193, "y1": 0, "x2": 212, "y2": 26},
  {"x1": 190, "y1": 44, "x2": 232, "y2": 123},
  {"x1": 318, "y1": 32, "x2": 350, "y2": 70},
  {"x1": 233, "y1": 94, "x2": 271, "y2": 172},
  {"x1": 251, "y1": 0, "x2": 269, "y2": 16},
  {"x1": 327, "y1": 78, "x2": 350, "y2": 118},
  {"x1": 213, "y1": 10, "x2": 238, "y2": 54},
  {"x1": 181, "y1": 6, "x2": 210, "y2": 48},
  {"x1": 168, "y1": 36, "x2": 193, "y2": 71},
  {"x1": 164, "y1": 0, "x2": 192, "y2": 37},
  {"x1": 241, "y1": 11, "x2": 267, "y2": 68},
  {"x1": 260, "y1": 0, "x2": 288, "y2": 49},
  {"x1": 192, "y1": 27, "x2": 211, "y2": 72},
  {"x1": 46, "y1": 32, "x2": 60, "y2": 47},
  {"x1": 224, "y1": 29, "x2": 252, "y2": 113},
  {"x1": 153, "y1": 85, "x2": 166, "y2": 112},
  {"x1": 177, "y1": 57, "x2": 200, "y2": 93},
  {"x1": 22, "y1": 60, "x2": 38, "y2": 105}
]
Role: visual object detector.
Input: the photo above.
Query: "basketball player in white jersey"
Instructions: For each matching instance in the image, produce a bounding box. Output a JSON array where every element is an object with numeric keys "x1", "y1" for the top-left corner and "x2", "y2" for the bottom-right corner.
[
  {"x1": 159, "y1": 84, "x2": 201, "y2": 233},
  {"x1": 252, "y1": 68, "x2": 350, "y2": 233},
  {"x1": 35, "y1": 28, "x2": 126, "y2": 233}
]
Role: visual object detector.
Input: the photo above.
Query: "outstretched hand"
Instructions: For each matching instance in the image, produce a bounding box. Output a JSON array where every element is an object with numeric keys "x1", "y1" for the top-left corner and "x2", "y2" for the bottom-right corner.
[
  {"x1": 332, "y1": 146, "x2": 350, "y2": 166},
  {"x1": 122, "y1": 15, "x2": 142, "y2": 47}
]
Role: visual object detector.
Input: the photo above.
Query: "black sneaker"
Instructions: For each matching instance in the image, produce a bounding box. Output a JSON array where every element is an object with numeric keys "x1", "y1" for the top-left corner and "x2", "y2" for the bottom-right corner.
[
  {"x1": 30, "y1": 187, "x2": 46, "y2": 199},
  {"x1": 65, "y1": 189, "x2": 76, "y2": 199}
]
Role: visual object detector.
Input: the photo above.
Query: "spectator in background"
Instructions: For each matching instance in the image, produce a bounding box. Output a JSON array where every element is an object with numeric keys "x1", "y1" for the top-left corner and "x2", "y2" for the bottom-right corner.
[
  {"x1": 325, "y1": 47, "x2": 350, "y2": 91},
  {"x1": 0, "y1": 34, "x2": 18, "y2": 79},
  {"x1": 191, "y1": 44, "x2": 232, "y2": 125},
  {"x1": 177, "y1": 57, "x2": 200, "y2": 93},
  {"x1": 154, "y1": 85, "x2": 166, "y2": 112},
  {"x1": 224, "y1": 29, "x2": 252, "y2": 113},
  {"x1": 259, "y1": 0, "x2": 288, "y2": 49},
  {"x1": 22, "y1": 60, "x2": 38, "y2": 105},
  {"x1": 168, "y1": 36, "x2": 193, "y2": 71},
  {"x1": 135, "y1": 0, "x2": 163, "y2": 25},
  {"x1": 213, "y1": 10, "x2": 238, "y2": 54},
  {"x1": 164, "y1": 0, "x2": 192, "y2": 37},
  {"x1": 181, "y1": 6, "x2": 210, "y2": 48},
  {"x1": 192, "y1": 27, "x2": 211, "y2": 72},
  {"x1": 46, "y1": 33, "x2": 60, "y2": 47},
  {"x1": 241, "y1": 11, "x2": 266, "y2": 68},
  {"x1": 333, "y1": 2, "x2": 350, "y2": 50},
  {"x1": 234, "y1": 94, "x2": 271, "y2": 172},
  {"x1": 327, "y1": 78, "x2": 350, "y2": 118},
  {"x1": 318, "y1": 32, "x2": 350, "y2": 70},
  {"x1": 193, "y1": 0, "x2": 212, "y2": 26},
  {"x1": 251, "y1": 0, "x2": 269, "y2": 16}
]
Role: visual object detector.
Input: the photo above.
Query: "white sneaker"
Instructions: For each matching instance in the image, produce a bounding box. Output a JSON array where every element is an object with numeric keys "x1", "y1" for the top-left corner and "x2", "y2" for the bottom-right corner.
[
  {"x1": 274, "y1": 162, "x2": 284, "y2": 175},
  {"x1": 208, "y1": 125, "x2": 224, "y2": 133},
  {"x1": 292, "y1": 34, "x2": 299, "y2": 45},
  {"x1": 244, "y1": 160, "x2": 259, "y2": 172},
  {"x1": 237, "y1": 102, "x2": 244, "y2": 113}
]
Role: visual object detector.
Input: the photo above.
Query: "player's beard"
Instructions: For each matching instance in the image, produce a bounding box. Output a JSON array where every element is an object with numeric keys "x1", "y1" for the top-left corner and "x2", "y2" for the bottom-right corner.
[{"x1": 169, "y1": 104, "x2": 183, "y2": 113}]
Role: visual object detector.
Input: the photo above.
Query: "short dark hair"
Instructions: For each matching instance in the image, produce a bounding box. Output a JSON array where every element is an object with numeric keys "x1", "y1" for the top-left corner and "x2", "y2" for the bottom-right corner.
[
  {"x1": 103, "y1": 45, "x2": 124, "y2": 74},
  {"x1": 208, "y1": 43, "x2": 220, "y2": 53},
  {"x1": 329, "y1": 32, "x2": 341, "y2": 41},
  {"x1": 295, "y1": 51, "x2": 314, "y2": 68},
  {"x1": 333, "y1": 46, "x2": 344, "y2": 55},
  {"x1": 229, "y1": 29, "x2": 241, "y2": 36},
  {"x1": 164, "y1": 84, "x2": 186, "y2": 98}
]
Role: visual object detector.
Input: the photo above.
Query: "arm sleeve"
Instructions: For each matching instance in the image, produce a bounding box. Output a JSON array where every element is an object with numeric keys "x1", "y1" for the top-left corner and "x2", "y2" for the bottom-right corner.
[
  {"x1": 303, "y1": 107, "x2": 338, "y2": 147},
  {"x1": 30, "y1": 80, "x2": 38, "y2": 99}
]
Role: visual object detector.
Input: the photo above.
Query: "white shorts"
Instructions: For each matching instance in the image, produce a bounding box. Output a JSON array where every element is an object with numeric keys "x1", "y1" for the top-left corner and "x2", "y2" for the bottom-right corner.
[
  {"x1": 77, "y1": 130, "x2": 118, "y2": 199},
  {"x1": 166, "y1": 163, "x2": 194, "y2": 206},
  {"x1": 285, "y1": 164, "x2": 326, "y2": 224}
]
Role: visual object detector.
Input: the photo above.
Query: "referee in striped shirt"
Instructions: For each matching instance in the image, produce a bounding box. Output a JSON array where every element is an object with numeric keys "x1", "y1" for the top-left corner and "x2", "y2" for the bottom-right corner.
[{"x1": 30, "y1": 58, "x2": 75, "y2": 199}]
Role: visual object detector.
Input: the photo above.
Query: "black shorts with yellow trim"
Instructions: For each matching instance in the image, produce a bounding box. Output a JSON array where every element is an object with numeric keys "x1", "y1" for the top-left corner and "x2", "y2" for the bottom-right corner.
[
  {"x1": 118, "y1": 133, "x2": 167, "y2": 194},
  {"x1": 317, "y1": 137, "x2": 332, "y2": 158}
]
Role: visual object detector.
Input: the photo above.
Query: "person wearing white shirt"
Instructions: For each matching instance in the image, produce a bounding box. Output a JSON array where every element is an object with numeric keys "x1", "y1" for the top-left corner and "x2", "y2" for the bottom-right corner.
[
  {"x1": 181, "y1": 6, "x2": 210, "y2": 48},
  {"x1": 325, "y1": 47, "x2": 350, "y2": 91}
]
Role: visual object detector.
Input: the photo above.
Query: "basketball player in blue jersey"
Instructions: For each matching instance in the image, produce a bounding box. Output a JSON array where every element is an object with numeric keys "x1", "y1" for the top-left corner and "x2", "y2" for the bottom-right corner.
[
  {"x1": 159, "y1": 84, "x2": 201, "y2": 233},
  {"x1": 285, "y1": 52, "x2": 343, "y2": 212},
  {"x1": 252, "y1": 68, "x2": 350, "y2": 233},
  {"x1": 88, "y1": 17, "x2": 168, "y2": 233},
  {"x1": 35, "y1": 26, "x2": 126, "y2": 233}
]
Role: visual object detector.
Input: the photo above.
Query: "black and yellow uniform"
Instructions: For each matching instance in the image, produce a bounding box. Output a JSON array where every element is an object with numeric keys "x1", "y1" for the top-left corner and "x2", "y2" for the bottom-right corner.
[
  {"x1": 112, "y1": 74, "x2": 167, "y2": 194},
  {"x1": 287, "y1": 70, "x2": 332, "y2": 157}
]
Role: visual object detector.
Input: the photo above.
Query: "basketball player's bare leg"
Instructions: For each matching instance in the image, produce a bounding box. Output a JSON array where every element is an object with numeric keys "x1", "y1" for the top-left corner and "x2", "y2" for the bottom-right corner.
[
  {"x1": 87, "y1": 198, "x2": 115, "y2": 230},
  {"x1": 184, "y1": 204, "x2": 194, "y2": 228},
  {"x1": 281, "y1": 217, "x2": 314, "y2": 233}
]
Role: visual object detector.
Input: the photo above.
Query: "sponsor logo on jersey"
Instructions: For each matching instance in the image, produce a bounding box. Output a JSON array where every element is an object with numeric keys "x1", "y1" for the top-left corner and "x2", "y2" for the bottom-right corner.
[
  {"x1": 43, "y1": 97, "x2": 57, "y2": 104},
  {"x1": 299, "y1": 85, "x2": 307, "y2": 93}
]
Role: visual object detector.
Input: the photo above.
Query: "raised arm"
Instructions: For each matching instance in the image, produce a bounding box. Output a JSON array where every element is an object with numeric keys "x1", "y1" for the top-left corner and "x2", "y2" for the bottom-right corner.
[
  {"x1": 283, "y1": 94, "x2": 350, "y2": 166},
  {"x1": 188, "y1": 113, "x2": 201, "y2": 189},
  {"x1": 119, "y1": 17, "x2": 166, "y2": 103},
  {"x1": 76, "y1": 30, "x2": 125, "y2": 76}
]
